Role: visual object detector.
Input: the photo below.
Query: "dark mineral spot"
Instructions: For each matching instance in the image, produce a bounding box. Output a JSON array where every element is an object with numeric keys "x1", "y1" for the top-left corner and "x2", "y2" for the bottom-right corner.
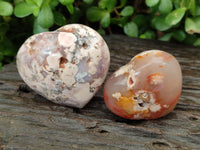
[
  {"x1": 129, "y1": 77, "x2": 134, "y2": 85},
  {"x1": 59, "y1": 57, "x2": 68, "y2": 68},
  {"x1": 82, "y1": 42, "x2": 88, "y2": 49},
  {"x1": 138, "y1": 102, "x2": 144, "y2": 107},
  {"x1": 29, "y1": 49, "x2": 35, "y2": 55},
  {"x1": 29, "y1": 41, "x2": 35, "y2": 46}
]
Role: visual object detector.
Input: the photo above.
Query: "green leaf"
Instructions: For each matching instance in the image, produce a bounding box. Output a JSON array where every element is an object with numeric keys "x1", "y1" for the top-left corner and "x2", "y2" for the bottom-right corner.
[
  {"x1": 42, "y1": 0, "x2": 51, "y2": 6},
  {"x1": 25, "y1": 0, "x2": 42, "y2": 8},
  {"x1": 25, "y1": 0, "x2": 35, "y2": 5},
  {"x1": 133, "y1": 15, "x2": 148, "y2": 27},
  {"x1": 87, "y1": 7, "x2": 107, "y2": 22},
  {"x1": 50, "y1": 0, "x2": 59, "y2": 8},
  {"x1": 111, "y1": 16, "x2": 128, "y2": 27},
  {"x1": 166, "y1": 7, "x2": 186, "y2": 26},
  {"x1": 70, "y1": 7, "x2": 81, "y2": 23},
  {"x1": 172, "y1": 30, "x2": 186, "y2": 42},
  {"x1": 100, "y1": 13, "x2": 110, "y2": 28},
  {"x1": 14, "y1": 0, "x2": 24, "y2": 5},
  {"x1": 183, "y1": 34, "x2": 197, "y2": 45},
  {"x1": 145, "y1": 0, "x2": 159, "y2": 7},
  {"x1": 14, "y1": 2, "x2": 36, "y2": 17},
  {"x1": 118, "y1": 0, "x2": 127, "y2": 8},
  {"x1": 97, "y1": 29, "x2": 105, "y2": 35},
  {"x1": 26, "y1": 0, "x2": 34, "y2": 4},
  {"x1": 159, "y1": 33, "x2": 172, "y2": 41},
  {"x1": 173, "y1": 0, "x2": 181, "y2": 9},
  {"x1": 181, "y1": 0, "x2": 190, "y2": 8},
  {"x1": 193, "y1": 38, "x2": 200, "y2": 47},
  {"x1": 37, "y1": 5, "x2": 54, "y2": 28},
  {"x1": 59, "y1": 0, "x2": 74, "y2": 5},
  {"x1": 152, "y1": 15, "x2": 171, "y2": 31},
  {"x1": 35, "y1": 0, "x2": 43, "y2": 7},
  {"x1": 124, "y1": 21, "x2": 138, "y2": 37},
  {"x1": 33, "y1": 19, "x2": 48, "y2": 34},
  {"x1": 158, "y1": 0, "x2": 172, "y2": 14},
  {"x1": 185, "y1": 17, "x2": 200, "y2": 34},
  {"x1": 83, "y1": 0, "x2": 93, "y2": 5},
  {"x1": 54, "y1": 11, "x2": 66, "y2": 26},
  {"x1": 0, "y1": 23, "x2": 9, "y2": 37},
  {"x1": 32, "y1": 7, "x2": 40, "y2": 17},
  {"x1": 98, "y1": 0, "x2": 117, "y2": 12},
  {"x1": 139, "y1": 30, "x2": 156, "y2": 39},
  {"x1": 66, "y1": 3, "x2": 74, "y2": 14},
  {"x1": 195, "y1": 6, "x2": 200, "y2": 16},
  {"x1": 188, "y1": 0, "x2": 196, "y2": 16},
  {"x1": 120, "y1": 6, "x2": 134, "y2": 17},
  {"x1": 98, "y1": 0, "x2": 108, "y2": 9},
  {"x1": 107, "y1": 0, "x2": 116, "y2": 10},
  {"x1": 0, "y1": 1, "x2": 13, "y2": 16},
  {"x1": 0, "y1": 38, "x2": 15, "y2": 57}
]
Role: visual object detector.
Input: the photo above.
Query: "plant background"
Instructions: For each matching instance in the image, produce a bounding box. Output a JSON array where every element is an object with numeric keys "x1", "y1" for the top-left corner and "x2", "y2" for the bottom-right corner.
[{"x1": 0, "y1": 0, "x2": 200, "y2": 69}]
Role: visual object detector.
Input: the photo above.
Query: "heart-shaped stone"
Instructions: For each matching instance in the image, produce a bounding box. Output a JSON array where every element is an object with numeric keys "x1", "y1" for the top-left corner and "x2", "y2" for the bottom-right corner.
[{"x1": 17, "y1": 24, "x2": 110, "y2": 108}]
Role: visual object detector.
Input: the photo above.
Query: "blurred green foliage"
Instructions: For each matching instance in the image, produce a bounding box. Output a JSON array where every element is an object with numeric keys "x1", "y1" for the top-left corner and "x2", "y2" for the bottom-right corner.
[{"x1": 1, "y1": 0, "x2": 200, "y2": 69}]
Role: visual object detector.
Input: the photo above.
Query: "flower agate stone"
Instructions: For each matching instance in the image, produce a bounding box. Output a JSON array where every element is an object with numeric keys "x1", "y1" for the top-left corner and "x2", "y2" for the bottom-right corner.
[
  {"x1": 17, "y1": 24, "x2": 110, "y2": 108},
  {"x1": 103, "y1": 50, "x2": 182, "y2": 120}
]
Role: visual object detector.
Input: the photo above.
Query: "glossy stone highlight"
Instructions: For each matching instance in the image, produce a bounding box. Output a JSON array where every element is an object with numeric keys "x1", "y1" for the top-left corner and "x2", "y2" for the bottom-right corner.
[
  {"x1": 17, "y1": 24, "x2": 110, "y2": 108},
  {"x1": 103, "y1": 50, "x2": 182, "y2": 119}
]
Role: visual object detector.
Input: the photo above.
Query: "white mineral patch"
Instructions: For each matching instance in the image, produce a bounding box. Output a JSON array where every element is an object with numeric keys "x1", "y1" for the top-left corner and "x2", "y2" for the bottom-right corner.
[
  {"x1": 75, "y1": 72, "x2": 88, "y2": 82},
  {"x1": 59, "y1": 63, "x2": 78, "y2": 87},
  {"x1": 46, "y1": 53, "x2": 62, "y2": 71},
  {"x1": 163, "y1": 105, "x2": 169, "y2": 108},
  {"x1": 72, "y1": 83, "x2": 93, "y2": 106},
  {"x1": 66, "y1": 51, "x2": 74, "y2": 62},
  {"x1": 112, "y1": 92, "x2": 121, "y2": 100},
  {"x1": 58, "y1": 32, "x2": 77, "y2": 47},
  {"x1": 149, "y1": 104, "x2": 161, "y2": 112},
  {"x1": 88, "y1": 53, "x2": 101, "y2": 75},
  {"x1": 88, "y1": 62, "x2": 97, "y2": 75},
  {"x1": 149, "y1": 74, "x2": 164, "y2": 85},
  {"x1": 138, "y1": 50, "x2": 161, "y2": 56},
  {"x1": 133, "y1": 114, "x2": 142, "y2": 119},
  {"x1": 133, "y1": 104, "x2": 148, "y2": 112},
  {"x1": 114, "y1": 63, "x2": 134, "y2": 77},
  {"x1": 149, "y1": 95, "x2": 155, "y2": 103},
  {"x1": 78, "y1": 28, "x2": 86, "y2": 35},
  {"x1": 25, "y1": 59, "x2": 44, "y2": 91},
  {"x1": 91, "y1": 78, "x2": 103, "y2": 87},
  {"x1": 127, "y1": 70, "x2": 136, "y2": 89}
]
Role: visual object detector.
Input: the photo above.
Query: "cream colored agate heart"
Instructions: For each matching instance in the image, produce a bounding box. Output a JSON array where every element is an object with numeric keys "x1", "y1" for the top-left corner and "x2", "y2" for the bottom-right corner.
[{"x1": 17, "y1": 24, "x2": 110, "y2": 108}]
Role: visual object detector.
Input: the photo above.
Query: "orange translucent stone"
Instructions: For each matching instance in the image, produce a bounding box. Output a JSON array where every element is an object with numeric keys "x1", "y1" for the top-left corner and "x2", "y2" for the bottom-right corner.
[{"x1": 103, "y1": 50, "x2": 182, "y2": 120}]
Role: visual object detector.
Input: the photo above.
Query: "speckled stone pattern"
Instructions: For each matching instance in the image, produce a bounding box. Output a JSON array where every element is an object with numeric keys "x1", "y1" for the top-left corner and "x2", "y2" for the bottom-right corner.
[
  {"x1": 17, "y1": 24, "x2": 110, "y2": 108},
  {"x1": 104, "y1": 50, "x2": 182, "y2": 120}
]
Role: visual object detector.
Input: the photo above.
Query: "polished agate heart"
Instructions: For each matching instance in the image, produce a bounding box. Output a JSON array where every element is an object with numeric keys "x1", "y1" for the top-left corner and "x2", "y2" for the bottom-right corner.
[
  {"x1": 104, "y1": 50, "x2": 182, "y2": 119},
  {"x1": 17, "y1": 24, "x2": 110, "y2": 108}
]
